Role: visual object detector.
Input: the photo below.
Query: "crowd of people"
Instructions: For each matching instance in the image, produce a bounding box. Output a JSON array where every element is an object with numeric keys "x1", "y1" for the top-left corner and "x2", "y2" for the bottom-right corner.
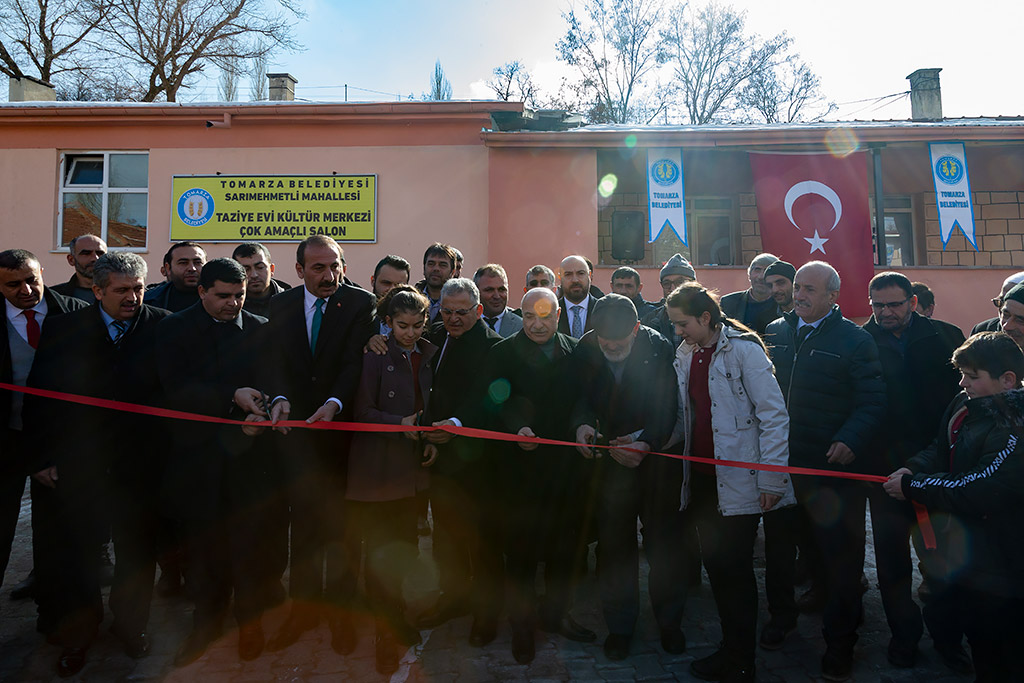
[{"x1": 0, "y1": 234, "x2": 1021, "y2": 682}]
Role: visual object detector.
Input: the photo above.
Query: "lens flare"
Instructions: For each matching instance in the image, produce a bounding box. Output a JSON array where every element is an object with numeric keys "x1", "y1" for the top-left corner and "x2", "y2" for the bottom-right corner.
[
  {"x1": 598, "y1": 173, "x2": 618, "y2": 198},
  {"x1": 825, "y1": 127, "x2": 860, "y2": 158},
  {"x1": 488, "y1": 378, "x2": 511, "y2": 404},
  {"x1": 624, "y1": 134, "x2": 637, "y2": 148}
]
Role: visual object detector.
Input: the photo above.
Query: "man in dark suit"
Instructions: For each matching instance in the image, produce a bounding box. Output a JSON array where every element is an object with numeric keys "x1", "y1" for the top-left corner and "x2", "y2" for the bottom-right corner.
[
  {"x1": 474, "y1": 263, "x2": 523, "y2": 338},
  {"x1": 416, "y1": 278, "x2": 503, "y2": 645},
  {"x1": 232, "y1": 242, "x2": 291, "y2": 318},
  {"x1": 26, "y1": 252, "x2": 169, "y2": 676},
  {"x1": 557, "y1": 255, "x2": 600, "y2": 338},
  {"x1": 0, "y1": 250, "x2": 86, "y2": 596},
  {"x1": 261, "y1": 235, "x2": 376, "y2": 654},
  {"x1": 570, "y1": 294, "x2": 682, "y2": 662},
  {"x1": 144, "y1": 241, "x2": 206, "y2": 312},
  {"x1": 487, "y1": 287, "x2": 594, "y2": 664},
  {"x1": 155, "y1": 258, "x2": 277, "y2": 665},
  {"x1": 51, "y1": 234, "x2": 107, "y2": 303}
]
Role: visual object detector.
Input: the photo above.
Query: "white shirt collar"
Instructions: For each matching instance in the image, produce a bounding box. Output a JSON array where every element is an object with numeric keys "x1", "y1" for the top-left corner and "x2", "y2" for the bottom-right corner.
[
  {"x1": 567, "y1": 294, "x2": 591, "y2": 311},
  {"x1": 5, "y1": 296, "x2": 47, "y2": 323}
]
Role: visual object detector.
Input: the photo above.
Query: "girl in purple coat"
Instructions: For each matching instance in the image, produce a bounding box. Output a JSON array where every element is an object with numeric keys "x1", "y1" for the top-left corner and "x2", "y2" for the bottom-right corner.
[{"x1": 346, "y1": 286, "x2": 438, "y2": 674}]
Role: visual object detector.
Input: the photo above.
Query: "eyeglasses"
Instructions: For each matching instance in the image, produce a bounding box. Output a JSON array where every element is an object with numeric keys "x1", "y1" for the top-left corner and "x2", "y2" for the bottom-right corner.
[
  {"x1": 870, "y1": 298, "x2": 910, "y2": 311},
  {"x1": 993, "y1": 297, "x2": 1004, "y2": 309},
  {"x1": 441, "y1": 307, "x2": 473, "y2": 317}
]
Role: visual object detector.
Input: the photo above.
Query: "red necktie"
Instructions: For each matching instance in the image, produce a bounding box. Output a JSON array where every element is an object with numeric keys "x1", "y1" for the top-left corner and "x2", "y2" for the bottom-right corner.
[{"x1": 23, "y1": 310, "x2": 40, "y2": 349}]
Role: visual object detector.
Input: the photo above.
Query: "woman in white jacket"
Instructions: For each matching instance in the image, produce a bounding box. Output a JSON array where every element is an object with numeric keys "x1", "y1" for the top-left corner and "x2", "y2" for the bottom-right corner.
[{"x1": 665, "y1": 283, "x2": 794, "y2": 683}]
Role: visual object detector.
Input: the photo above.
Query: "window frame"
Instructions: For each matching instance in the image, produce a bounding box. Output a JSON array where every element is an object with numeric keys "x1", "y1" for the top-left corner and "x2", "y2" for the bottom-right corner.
[
  {"x1": 56, "y1": 150, "x2": 150, "y2": 252},
  {"x1": 648, "y1": 195, "x2": 737, "y2": 268}
]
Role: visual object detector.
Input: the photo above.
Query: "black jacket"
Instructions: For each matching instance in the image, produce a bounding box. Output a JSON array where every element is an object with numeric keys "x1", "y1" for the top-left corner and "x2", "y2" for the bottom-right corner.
[
  {"x1": 144, "y1": 281, "x2": 199, "y2": 313},
  {"x1": 422, "y1": 319, "x2": 503, "y2": 476},
  {"x1": 765, "y1": 306, "x2": 886, "y2": 472},
  {"x1": 903, "y1": 389, "x2": 1024, "y2": 598},
  {"x1": 1, "y1": 287, "x2": 86, "y2": 437},
  {"x1": 26, "y1": 302, "x2": 170, "y2": 478},
  {"x1": 640, "y1": 304, "x2": 680, "y2": 349},
  {"x1": 242, "y1": 278, "x2": 290, "y2": 319},
  {"x1": 720, "y1": 289, "x2": 782, "y2": 337},
  {"x1": 570, "y1": 325, "x2": 677, "y2": 451},
  {"x1": 50, "y1": 275, "x2": 94, "y2": 303},
  {"x1": 862, "y1": 312, "x2": 963, "y2": 473},
  {"x1": 263, "y1": 284, "x2": 376, "y2": 420},
  {"x1": 971, "y1": 317, "x2": 1000, "y2": 335},
  {"x1": 155, "y1": 303, "x2": 268, "y2": 519}
]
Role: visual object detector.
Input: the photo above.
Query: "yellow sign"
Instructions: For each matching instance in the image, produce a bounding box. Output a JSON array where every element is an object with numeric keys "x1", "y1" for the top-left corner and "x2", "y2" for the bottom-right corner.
[{"x1": 170, "y1": 174, "x2": 376, "y2": 242}]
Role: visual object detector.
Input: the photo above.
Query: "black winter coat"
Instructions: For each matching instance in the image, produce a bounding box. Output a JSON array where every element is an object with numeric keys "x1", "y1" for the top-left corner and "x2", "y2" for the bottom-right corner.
[
  {"x1": 765, "y1": 306, "x2": 885, "y2": 472},
  {"x1": 903, "y1": 389, "x2": 1024, "y2": 598},
  {"x1": 862, "y1": 312, "x2": 963, "y2": 473}
]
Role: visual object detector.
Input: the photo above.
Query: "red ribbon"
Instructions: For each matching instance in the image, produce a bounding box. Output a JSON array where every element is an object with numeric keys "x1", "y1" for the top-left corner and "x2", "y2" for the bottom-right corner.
[{"x1": 1, "y1": 381, "x2": 936, "y2": 548}]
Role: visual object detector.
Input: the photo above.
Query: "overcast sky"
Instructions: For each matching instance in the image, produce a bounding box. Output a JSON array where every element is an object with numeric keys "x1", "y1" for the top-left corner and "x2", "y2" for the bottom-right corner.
[{"x1": 194, "y1": 0, "x2": 1020, "y2": 120}]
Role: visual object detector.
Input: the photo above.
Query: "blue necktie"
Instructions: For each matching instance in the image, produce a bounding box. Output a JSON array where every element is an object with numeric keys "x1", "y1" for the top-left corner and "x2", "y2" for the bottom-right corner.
[
  {"x1": 310, "y1": 298, "x2": 325, "y2": 351},
  {"x1": 571, "y1": 305, "x2": 583, "y2": 338},
  {"x1": 111, "y1": 320, "x2": 129, "y2": 345}
]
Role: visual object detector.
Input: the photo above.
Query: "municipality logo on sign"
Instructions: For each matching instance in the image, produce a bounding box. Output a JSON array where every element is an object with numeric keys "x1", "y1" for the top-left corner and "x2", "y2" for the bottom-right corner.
[
  {"x1": 177, "y1": 188, "x2": 215, "y2": 227},
  {"x1": 934, "y1": 156, "x2": 964, "y2": 185},
  {"x1": 650, "y1": 158, "x2": 680, "y2": 186}
]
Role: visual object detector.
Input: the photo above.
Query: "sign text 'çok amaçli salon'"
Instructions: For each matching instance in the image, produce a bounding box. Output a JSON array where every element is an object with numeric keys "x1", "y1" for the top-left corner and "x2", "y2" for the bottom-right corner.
[{"x1": 170, "y1": 174, "x2": 377, "y2": 242}]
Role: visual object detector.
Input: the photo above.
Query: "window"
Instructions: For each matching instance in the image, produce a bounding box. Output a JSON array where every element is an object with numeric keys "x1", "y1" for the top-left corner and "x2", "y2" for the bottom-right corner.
[
  {"x1": 870, "y1": 196, "x2": 916, "y2": 266},
  {"x1": 58, "y1": 152, "x2": 149, "y2": 249},
  {"x1": 650, "y1": 197, "x2": 735, "y2": 267}
]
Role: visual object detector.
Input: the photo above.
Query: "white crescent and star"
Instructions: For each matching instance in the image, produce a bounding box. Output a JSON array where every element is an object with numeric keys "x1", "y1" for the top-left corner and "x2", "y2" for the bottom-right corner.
[{"x1": 783, "y1": 181, "x2": 843, "y2": 254}]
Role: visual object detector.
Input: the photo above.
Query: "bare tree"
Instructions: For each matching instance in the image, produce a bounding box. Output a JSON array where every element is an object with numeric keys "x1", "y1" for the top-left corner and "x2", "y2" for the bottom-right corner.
[
  {"x1": 55, "y1": 68, "x2": 146, "y2": 100},
  {"x1": 556, "y1": 0, "x2": 666, "y2": 124},
  {"x1": 661, "y1": 1, "x2": 790, "y2": 124},
  {"x1": 487, "y1": 60, "x2": 540, "y2": 107},
  {"x1": 218, "y1": 54, "x2": 239, "y2": 100},
  {"x1": 97, "y1": 0, "x2": 303, "y2": 102},
  {"x1": 738, "y1": 55, "x2": 835, "y2": 123},
  {"x1": 424, "y1": 59, "x2": 452, "y2": 100},
  {"x1": 0, "y1": 0, "x2": 106, "y2": 83},
  {"x1": 247, "y1": 44, "x2": 267, "y2": 100}
]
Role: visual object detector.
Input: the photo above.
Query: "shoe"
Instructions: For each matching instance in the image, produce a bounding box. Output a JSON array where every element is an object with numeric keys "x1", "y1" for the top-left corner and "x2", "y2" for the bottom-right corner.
[
  {"x1": 690, "y1": 649, "x2": 728, "y2": 680},
  {"x1": 174, "y1": 626, "x2": 221, "y2": 667},
  {"x1": 660, "y1": 627, "x2": 686, "y2": 654},
  {"x1": 886, "y1": 639, "x2": 917, "y2": 668},
  {"x1": 156, "y1": 569, "x2": 183, "y2": 598},
  {"x1": 266, "y1": 611, "x2": 318, "y2": 652},
  {"x1": 796, "y1": 583, "x2": 826, "y2": 613},
  {"x1": 759, "y1": 618, "x2": 797, "y2": 650},
  {"x1": 934, "y1": 642, "x2": 973, "y2": 675},
  {"x1": 329, "y1": 614, "x2": 357, "y2": 655},
  {"x1": 511, "y1": 623, "x2": 535, "y2": 664},
  {"x1": 603, "y1": 633, "x2": 631, "y2": 661},
  {"x1": 110, "y1": 624, "x2": 151, "y2": 659},
  {"x1": 375, "y1": 631, "x2": 400, "y2": 675},
  {"x1": 416, "y1": 596, "x2": 469, "y2": 629},
  {"x1": 57, "y1": 647, "x2": 87, "y2": 677},
  {"x1": 10, "y1": 571, "x2": 36, "y2": 600},
  {"x1": 540, "y1": 614, "x2": 597, "y2": 643},
  {"x1": 821, "y1": 645, "x2": 853, "y2": 681},
  {"x1": 238, "y1": 622, "x2": 264, "y2": 661},
  {"x1": 468, "y1": 615, "x2": 496, "y2": 647}
]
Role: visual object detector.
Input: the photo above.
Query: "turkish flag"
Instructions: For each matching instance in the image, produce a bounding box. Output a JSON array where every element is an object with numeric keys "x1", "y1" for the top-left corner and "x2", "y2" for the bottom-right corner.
[{"x1": 750, "y1": 152, "x2": 875, "y2": 317}]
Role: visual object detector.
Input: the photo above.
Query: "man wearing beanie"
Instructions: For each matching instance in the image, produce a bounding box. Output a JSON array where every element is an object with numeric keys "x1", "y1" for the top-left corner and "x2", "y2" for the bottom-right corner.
[
  {"x1": 640, "y1": 253, "x2": 696, "y2": 349},
  {"x1": 998, "y1": 282, "x2": 1024, "y2": 348},
  {"x1": 721, "y1": 253, "x2": 781, "y2": 336},
  {"x1": 764, "y1": 260, "x2": 796, "y2": 315}
]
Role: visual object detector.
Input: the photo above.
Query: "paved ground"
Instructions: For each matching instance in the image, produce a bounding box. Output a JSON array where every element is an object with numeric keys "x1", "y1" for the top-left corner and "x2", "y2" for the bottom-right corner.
[{"x1": 0, "y1": 490, "x2": 973, "y2": 682}]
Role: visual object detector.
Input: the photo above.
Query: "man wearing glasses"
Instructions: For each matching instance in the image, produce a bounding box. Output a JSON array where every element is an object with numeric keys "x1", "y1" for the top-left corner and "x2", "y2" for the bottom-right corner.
[
  {"x1": 972, "y1": 271, "x2": 1024, "y2": 335},
  {"x1": 861, "y1": 272, "x2": 965, "y2": 672},
  {"x1": 416, "y1": 278, "x2": 504, "y2": 646}
]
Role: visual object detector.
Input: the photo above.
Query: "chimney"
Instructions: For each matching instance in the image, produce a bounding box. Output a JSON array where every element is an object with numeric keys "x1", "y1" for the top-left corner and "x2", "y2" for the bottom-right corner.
[
  {"x1": 906, "y1": 68, "x2": 942, "y2": 121},
  {"x1": 8, "y1": 76, "x2": 56, "y2": 102},
  {"x1": 267, "y1": 73, "x2": 297, "y2": 101}
]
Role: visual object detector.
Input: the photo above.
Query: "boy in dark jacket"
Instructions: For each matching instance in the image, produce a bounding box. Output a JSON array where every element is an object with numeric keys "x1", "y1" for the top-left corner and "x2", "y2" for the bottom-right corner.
[{"x1": 885, "y1": 331, "x2": 1024, "y2": 682}]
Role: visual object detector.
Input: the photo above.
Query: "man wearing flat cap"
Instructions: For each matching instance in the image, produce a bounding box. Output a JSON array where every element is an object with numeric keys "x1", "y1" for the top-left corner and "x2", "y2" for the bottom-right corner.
[
  {"x1": 721, "y1": 253, "x2": 781, "y2": 336},
  {"x1": 571, "y1": 294, "x2": 683, "y2": 661}
]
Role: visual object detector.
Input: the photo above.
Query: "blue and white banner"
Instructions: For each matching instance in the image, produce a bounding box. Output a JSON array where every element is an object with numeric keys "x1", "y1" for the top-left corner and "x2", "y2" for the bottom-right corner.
[
  {"x1": 647, "y1": 148, "x2": 686, "y2": 244},
  {"x1": 929, "y1": 142, "x2": 977, "y2": 249}
]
